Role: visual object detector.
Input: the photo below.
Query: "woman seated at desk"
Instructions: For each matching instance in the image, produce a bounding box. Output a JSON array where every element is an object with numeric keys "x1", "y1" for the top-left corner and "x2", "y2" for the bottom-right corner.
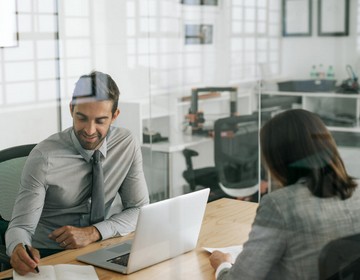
[{"x1": 209, "y1": 109, "x2": 360, "y2": 279}]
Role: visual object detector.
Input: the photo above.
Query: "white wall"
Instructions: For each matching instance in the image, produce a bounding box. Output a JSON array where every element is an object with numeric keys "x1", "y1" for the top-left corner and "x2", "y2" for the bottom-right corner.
[
  {"x1": 1, "y1": 104, "x2": 59, "y2": 149},
  {"x1": 92, "y1": 0, "x2": 151, "y2": 101},
  {"x1": 281, "y1": 0, "x2": 359, "y2": 80}
]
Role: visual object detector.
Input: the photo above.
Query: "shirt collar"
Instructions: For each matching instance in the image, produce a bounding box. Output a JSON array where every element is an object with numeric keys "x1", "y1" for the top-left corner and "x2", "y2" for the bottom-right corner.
[{"x1": 70, "y1": 129, "x2": 108, "y2": 163}]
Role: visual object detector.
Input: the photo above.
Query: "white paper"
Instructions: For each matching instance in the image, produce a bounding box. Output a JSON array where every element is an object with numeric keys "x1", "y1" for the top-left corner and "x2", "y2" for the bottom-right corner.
[
  {"x1": 203, "y1": 245, "x2": 243, "y2": 262},
  {"x1": 55, "y1": 264, "x2": 99, "y2": 280},
  {"x1": 13, "y1": 265, "x2": 99, "y2": 280},
  {"x1": 13, "y1": 266, "x2": 56, "y2": 280}
]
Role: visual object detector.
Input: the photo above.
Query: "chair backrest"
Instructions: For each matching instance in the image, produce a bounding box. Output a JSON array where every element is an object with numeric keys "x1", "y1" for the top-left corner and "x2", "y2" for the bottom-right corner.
[
  {"x1": 214, "y1": 115, "x2": 259, "y2": 191},
  {"x1": 0, "y1": 144, "x2": 36, "y2": 221},
  {"x1": 318, "y1": 233, "x2": 360, "y2": 280}
]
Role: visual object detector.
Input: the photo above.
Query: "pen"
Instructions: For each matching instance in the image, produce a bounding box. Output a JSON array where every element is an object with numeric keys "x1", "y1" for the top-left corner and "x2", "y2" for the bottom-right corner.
[{"x1": 24, "y1": 244, "x2": 39, "y2": 273}]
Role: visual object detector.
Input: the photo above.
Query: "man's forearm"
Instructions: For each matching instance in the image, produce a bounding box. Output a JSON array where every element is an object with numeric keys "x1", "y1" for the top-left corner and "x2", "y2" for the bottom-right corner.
[
  {"x1": 94, "y1": 207, "x2": 141, "y2": 240},
  {"x1": 90, "y1": 226, "x2": 102, "y2": 242}
]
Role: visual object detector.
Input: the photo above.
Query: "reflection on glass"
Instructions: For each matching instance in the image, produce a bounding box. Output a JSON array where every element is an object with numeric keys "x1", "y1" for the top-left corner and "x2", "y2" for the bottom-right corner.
[
  {"x1": 185, "y1": 24, "x2": 213, "y2": 45},
  {"x1": 181, "y1": 0, "x2": 218, "y2": 6}
]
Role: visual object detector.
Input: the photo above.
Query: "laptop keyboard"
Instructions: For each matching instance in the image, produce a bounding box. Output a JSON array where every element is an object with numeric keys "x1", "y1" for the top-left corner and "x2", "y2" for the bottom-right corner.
[{"x1": 107, "y1": 253, "x2": 130, "y2": 266}]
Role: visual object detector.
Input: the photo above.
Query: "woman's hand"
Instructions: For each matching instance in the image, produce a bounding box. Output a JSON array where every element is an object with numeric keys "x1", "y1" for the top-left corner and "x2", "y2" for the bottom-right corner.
[{"x1": 209, "y1": 250, "x2": 232, "y2": 270}]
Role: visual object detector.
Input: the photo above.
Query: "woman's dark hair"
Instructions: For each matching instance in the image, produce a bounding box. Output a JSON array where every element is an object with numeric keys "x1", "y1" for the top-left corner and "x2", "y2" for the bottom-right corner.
[
  {"x1": 71, "y1": 71, "x2": 120, "y2": 115},
  {"x1": 260, "y1": 109, "x2": 357, "y2": 199}
]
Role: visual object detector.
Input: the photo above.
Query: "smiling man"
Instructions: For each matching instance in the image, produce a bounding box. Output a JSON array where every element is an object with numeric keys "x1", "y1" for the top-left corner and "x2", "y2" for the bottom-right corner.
[{"x1": 5, "y1": 71, "x2": 149, "y2": 275}]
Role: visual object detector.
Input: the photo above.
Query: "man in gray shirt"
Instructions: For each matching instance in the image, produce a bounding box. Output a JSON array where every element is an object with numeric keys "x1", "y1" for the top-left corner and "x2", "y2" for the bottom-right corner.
[{"x1": 6, "y1": 71, "x2": 149, "y2": 275}]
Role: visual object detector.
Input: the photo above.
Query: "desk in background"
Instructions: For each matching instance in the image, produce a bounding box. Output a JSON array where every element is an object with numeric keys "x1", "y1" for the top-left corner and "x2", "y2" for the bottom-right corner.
[
  {"x1": 261, "y1": 90, "x2": 360, "y2": 133},
  {"x1": 0, "y1": 198, "x2": 258, "y2": 280},
  {"x1": 142, "y1": 133, "x2": 213, "y2": 200}
]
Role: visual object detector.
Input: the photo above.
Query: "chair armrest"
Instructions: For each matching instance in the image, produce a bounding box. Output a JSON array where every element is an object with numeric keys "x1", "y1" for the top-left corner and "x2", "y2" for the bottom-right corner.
[{"x1": 182, "y1": 149, "x2": 200, "y2": 191}]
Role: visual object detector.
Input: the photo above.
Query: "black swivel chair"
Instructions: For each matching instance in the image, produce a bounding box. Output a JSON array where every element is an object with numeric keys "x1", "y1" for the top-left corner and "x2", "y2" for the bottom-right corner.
[
  {"x1": 318, "y1": 233, "x2": 360, "y2": 280},
  {"x1": 0, "y1": 144, "x2": 36, "y2": 271},
  {"x1": 182, "y1": 114, "x2": 263, "y2": 202},
  {"x1": 182, "y1": 148, "x2": 227, "y2": 202},
  {"x1": 214, "y1": 115, "x2": 260, "y2": 198}
]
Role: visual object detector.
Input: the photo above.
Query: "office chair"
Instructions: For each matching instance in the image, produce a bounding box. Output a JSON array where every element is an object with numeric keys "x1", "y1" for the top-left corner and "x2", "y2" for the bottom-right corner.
[
  {"x1": 214, "y1": 115, "x2": 260, "y2": 198},
  {"x1": 182, "y1": 149, "x2": 229, "y2": 202},
  {"x1": 0, "y1": 143, "x2": 36, "y2": 271},
  {"x1": 182, "y1": 114, "x2": 262, "y2": 201},
  {"x1": 318, "y1": 233, "x2": 360, "y2": 280}
]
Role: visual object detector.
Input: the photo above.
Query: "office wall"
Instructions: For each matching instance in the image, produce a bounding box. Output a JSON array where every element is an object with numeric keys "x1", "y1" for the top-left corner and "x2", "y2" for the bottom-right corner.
[
  {"x1": 58, "y1": 0, "x2": 96, "y2": 130},
  {"x1": 0, "y1": 0, "x2": 102, "y2": 149},
  {"x1": 91, "y1": 0, "x2": 152, "y2": 102},
  {"x1": 2, "y1": 1, "x2": 358, "y2": 146},
  {"x1": 281, "y1": 0, "x2": 359, "y2": 80},
  {"x1": 59, "y1": 0, "x2": 155, "y2": 129},
  {"x1": 88, "y1": 0, "x2": 225, "y2": 101},
  {"x1": 0, "y1": 0, "x2": 304, "y2": 150},
  {"x1": 0, "y1": 0, "x2": 60, "y2": 150}
]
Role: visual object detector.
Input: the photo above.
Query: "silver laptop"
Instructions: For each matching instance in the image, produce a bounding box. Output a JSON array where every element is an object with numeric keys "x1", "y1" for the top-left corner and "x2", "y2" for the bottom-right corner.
[{"x1": 77, "y1": 188, "x2": 210, "y2": 274}]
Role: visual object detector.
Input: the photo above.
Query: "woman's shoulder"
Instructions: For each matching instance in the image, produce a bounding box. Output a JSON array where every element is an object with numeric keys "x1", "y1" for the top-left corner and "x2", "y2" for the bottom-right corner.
[
  {"x1": 262, "y1": 179, "x2": 360, "y2": 218},
  {"x1": 264, "y1": 180, "x2": 311, "y2": 202}
]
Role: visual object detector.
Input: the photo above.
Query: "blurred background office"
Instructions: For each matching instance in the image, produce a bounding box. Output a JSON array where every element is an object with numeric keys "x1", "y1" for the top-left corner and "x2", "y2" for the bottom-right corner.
[{"x1": 1, "y1": 0, "x2": 360, "y2": 202}]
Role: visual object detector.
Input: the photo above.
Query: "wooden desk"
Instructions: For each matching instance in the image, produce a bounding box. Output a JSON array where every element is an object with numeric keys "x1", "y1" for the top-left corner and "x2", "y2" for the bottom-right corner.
[{"x1": 0, "y1": 198, "x2": 258, "y2": 280}]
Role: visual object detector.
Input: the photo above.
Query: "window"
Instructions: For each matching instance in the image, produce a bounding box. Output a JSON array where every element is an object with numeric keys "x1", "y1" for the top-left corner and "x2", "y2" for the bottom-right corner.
[
  {"x1": 126, "y1": 0, "x2": 184, "y2": 93},
  {"x1": 125, "y1": 0, "x2": 281, "y2": 93},
  {"x1": 0, "y1": 0, "x2": 60, "y2": 106},
  {"x1": 58, "y1": 0, "x2": 93, "y2": 102},
  {"x1": 230, "y1": 0, "x2": 281, "y2": 82}
]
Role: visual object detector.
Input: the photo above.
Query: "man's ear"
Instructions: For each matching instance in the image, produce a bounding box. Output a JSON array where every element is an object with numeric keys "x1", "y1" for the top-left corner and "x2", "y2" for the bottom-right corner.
[
  {"x1": 69, "y1": 103, "x2": 74, "y2": 117},
  {"x1": 111, "y1": 108, "x2": 120, "y2": 123}
]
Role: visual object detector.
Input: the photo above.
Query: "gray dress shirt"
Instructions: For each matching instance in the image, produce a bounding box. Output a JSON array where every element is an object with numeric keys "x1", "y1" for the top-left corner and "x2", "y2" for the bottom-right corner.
[
  {"x1": 218, "y1": 179, "x2": 360, "y2": 280},
  {"x1": 6, "y1": 126, "x2": 149, "y2": 255}
]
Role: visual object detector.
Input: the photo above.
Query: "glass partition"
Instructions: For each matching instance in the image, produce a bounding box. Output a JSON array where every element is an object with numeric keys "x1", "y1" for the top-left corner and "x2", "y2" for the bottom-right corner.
[{"x1": 1, "y1": 0, "x2": 360, "y2": 203}]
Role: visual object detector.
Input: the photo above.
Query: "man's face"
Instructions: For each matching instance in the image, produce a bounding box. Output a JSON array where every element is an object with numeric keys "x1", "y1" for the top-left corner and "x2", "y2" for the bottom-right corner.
[{"x1": 70, "y1": 100, "x2": 119, "y2": 150}]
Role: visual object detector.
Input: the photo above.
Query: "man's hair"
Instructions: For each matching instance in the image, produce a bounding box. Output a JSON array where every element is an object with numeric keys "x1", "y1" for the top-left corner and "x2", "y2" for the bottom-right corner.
[
  {"x1": 71, "y1": 71, "x2": 120, "y2": 115},
  {"x1": 260, "y1": 109, "x2": 357, "y2": 199}
]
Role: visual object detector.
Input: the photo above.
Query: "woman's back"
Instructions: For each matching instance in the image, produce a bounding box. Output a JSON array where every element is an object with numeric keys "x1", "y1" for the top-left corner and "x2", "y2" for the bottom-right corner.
[
  {"x1": 211, "y1": 110, "x2": 360, "y2": 280},
  {"x1": 229, "y1": 180, "x2": 360, "y2": 280}
]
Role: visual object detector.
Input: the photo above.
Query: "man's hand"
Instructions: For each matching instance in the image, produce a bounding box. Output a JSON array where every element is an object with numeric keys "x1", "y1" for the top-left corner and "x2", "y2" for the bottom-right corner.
[
  {"x1": 48, "y1": 225, "x2": 101, "y2": 249},
  {"x1": 209, "y1": 250, "x2": 232, "y2": 270},
  {"x1": 10, "y1": 243, "x2": 40, "y2": 276}
]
